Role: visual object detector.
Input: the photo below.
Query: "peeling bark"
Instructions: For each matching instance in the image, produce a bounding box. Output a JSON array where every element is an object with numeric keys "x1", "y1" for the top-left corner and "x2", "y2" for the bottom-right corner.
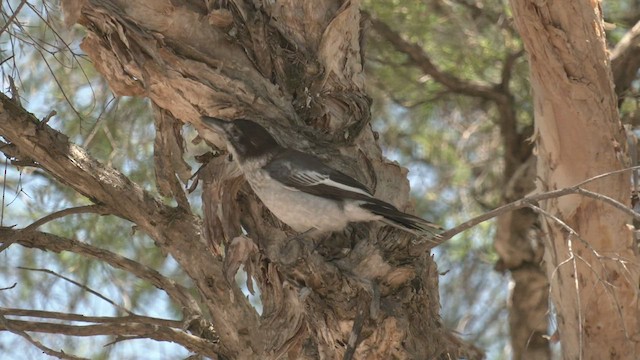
[{"x1": 510, "y1": 1, "x2": 640, "y2": 358}]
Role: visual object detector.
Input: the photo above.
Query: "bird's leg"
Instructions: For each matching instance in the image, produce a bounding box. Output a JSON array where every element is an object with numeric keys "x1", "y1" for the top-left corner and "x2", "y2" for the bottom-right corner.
[
  {"x1": 280, "y1": 228, "x2": 320, "y2": 259},
  {"x1": 291, "y1": 228, "x2": 319, "y2": 244}
]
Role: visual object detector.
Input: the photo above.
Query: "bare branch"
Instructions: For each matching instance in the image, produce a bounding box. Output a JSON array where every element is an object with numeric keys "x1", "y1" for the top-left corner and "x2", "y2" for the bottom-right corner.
[
  {"x1": 530, "y1": 203, "x2": 634, "y2": 350},
  {"x1": 7, "y1": 76, "x2": 21, "y2": 106},
  {"x1": 0, "y1": 308, "x2": 182, "y2": 328},
  {"x1": 500, "y1": 49, "x2": 525, "y2": 89},
  {"x1": 0, "y1": 91, "x2": 259, "y2": 353},
  {"x1": 1, "y1": 228, "x2": 200, "y2": 319},
  {"x1": 0, "y1": 205, "x2": 110, "y2": 253},
  {"x1": 574, "y1": 188, "x2": 638, "y2": 220},
  {"x1": 18, "y1": 267, "x2": 133, "y2": 315},
  {"x1": 367, "y1": 13, "x2": 503, "y2": 102},
  {"x1": 0, "y1": 283, "x2": 16, "y2": 291},
  {"x1": 440, "y1": 166, "x2": 640, "y2": 242},
  {"x1": 532, "y1": 203, "x2": 585, "y2": 355},
  {"x1": 0, "y1": 313, "x2": 87, "y2": 360},
  {"x1": 39, "y1": 110, "x2": 57, "y2": 128},
  {"x1": 23, "y1": 205, "x2": 110, "y2": 232},
  {"x1": 0, "y1": 317, "x2": 220, "y2": 358},
  {"x1": 611, "y1": 20, "x2": 640, "y2": 100}
]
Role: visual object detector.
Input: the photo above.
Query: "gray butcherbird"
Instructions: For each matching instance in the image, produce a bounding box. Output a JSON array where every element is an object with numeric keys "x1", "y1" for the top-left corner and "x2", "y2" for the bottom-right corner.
[{"x1": 202, "y1": 116, "x2": 443, "y2": 239}]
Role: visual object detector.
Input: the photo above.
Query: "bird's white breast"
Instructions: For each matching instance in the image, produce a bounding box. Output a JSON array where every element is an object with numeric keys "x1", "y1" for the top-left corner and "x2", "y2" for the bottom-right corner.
[{"x1": 244, "y1": 170, "x2": 379, "y2": 233}]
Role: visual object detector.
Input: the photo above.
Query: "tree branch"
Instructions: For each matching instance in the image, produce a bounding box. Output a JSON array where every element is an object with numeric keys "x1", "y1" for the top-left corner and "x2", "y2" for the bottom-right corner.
[
  {"x1": 0, "y1": 92, "x2": 258, "y2": 356},
  {"x1": 500, "y1": 49, "x2": 525, "y2": 90},
  {"x1": 23, "y1": 205, "x2": 110, "y2": 232},
  {"x1": 0, "y1": 313, "x2": 87, "y2": 360},
  {"x1": 440, "y1": 166, "x2": 640, "y2": 242},
  {"x1": 1, "y1": 228, "x2": 199, "y2": 320},
  {"x1": 0, "y1": 317, "x2": 219, "y2": 358},
  {"x1": 0, "y1": 307, "x2": 182, "y2": 328},
  {"x1": 0, "y1": 205, "x2": 110, "y2": 253},
  {"x1": 0, "y1": 1, "x2": 27, "y2": 36},
  {"x1": 367, "y1": 13, "x2": 504, "y2": 102},
  {"x1": 366, "y1": 11, "x2": 528, "y2": 173},
  {"x1": 611, "y1": 20, "x2": 640, "y2": 100},
  {"x1": 17, "y1": 266, "x2": 133, "y2": 315}
]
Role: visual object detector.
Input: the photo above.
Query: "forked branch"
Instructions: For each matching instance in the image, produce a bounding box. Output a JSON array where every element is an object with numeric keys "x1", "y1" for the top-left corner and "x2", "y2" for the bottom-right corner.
[{"x1": 439, "y1": 166, "x2": 640, "y2": 242}]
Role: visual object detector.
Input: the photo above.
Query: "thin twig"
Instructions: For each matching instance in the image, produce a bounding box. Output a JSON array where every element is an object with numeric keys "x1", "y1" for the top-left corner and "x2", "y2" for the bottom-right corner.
[
  {"x1": 574, "y1": 188, "x2": 638, "y2": 219},
  {"x1": 0, "y1": 283, "x2": 16, "y2": 291},
  {"x1": 528, "y1": 204, "x2": 584, "y2": 359},
  {"x1": 103, "y1": 334, "x2": 145, "y2": 347},
  {"x1": 529, "y1": 203, "x2": 637, "y2": 355},
  {"x1": 23, "y1": 205, "x2": 109, "y2": 232},
  {"x1": 18, "y1": 266, "x2": 133, "y2": 315},
  {"x1": 439, "y1": 165, "x2": 640, "y2": 241},
  {"x1": 7, "y1": 75, "x2": 21, "y2": 106},
  {"x1": 0, "y1": 55, "x2": 14, "y2": 67},
  {"x1": 0, "y1": 0, "x2": 27, "y2": 36},
  {"x1": 1, "y1": 157, "x2": 7, "y2": 227},
  {"x1": 0, "y1": 205, "x2": 109, "y2": 253},
  {"x1": 39, "y1": 110, "x2": 57, "y2": 128}
]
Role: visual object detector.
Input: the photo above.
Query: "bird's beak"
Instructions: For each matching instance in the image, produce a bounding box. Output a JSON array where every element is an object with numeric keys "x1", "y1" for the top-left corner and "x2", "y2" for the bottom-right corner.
[{"x1": 201, "y1": 116, "x2": 230, "y2": 133}]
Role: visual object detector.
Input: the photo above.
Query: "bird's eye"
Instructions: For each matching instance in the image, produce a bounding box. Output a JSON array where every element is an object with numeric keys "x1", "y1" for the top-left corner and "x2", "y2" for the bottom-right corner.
[{"x1": 230, "y1": 129, "x2": 241, "y2": 140}]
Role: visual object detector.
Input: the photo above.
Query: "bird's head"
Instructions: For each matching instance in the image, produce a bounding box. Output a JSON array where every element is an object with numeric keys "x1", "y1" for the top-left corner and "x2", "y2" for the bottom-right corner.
[{"x1": 201, "y1": 116, "x2": 281, "y2": 163}]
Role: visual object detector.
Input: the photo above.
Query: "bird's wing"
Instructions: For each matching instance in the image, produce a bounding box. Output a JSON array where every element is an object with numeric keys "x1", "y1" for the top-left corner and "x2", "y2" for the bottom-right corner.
[
  {"x1": 360, "y1": 199, "x2": 444, "y2": 235},
  {"x1": 264, "y1": 149, "x2": 374, "y2": 200},
  {"x1": 265, "y1": 149, "x2": 444, "y2": 237}
]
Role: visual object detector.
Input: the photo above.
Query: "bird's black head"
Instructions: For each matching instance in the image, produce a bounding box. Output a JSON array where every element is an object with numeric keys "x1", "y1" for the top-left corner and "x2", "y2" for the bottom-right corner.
[{"x1": 202, "y1": 116, "x2": 281, "y2": 163}]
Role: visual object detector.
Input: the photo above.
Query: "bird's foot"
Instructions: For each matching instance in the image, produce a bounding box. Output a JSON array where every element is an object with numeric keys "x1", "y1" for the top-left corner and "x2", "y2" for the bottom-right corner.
[{"x1": 280, "y1": 228, "x2": 320, "y2": 260}]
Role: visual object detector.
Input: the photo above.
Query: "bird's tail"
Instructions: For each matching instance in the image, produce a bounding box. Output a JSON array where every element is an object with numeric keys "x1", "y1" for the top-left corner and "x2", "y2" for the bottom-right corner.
[{"x1": 360, "y1": 200, "x2": 443, "y2": 240}]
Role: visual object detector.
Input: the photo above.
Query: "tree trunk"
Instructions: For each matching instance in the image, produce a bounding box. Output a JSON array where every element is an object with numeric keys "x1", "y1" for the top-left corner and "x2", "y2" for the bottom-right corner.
[
  {"x1": 510, "y1": 1, "x2": 640, "y2": 358},
  {"x1": 495, "y1": 162, "x2": 549, "y2": 360},
  {"x1": 43, "y1": 0, "x2": 482, "y2": 358}
]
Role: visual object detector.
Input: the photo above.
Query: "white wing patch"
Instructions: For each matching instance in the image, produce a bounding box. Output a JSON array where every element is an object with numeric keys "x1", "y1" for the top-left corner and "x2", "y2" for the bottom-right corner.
[{"x1": 293, "y1": 170, "x2": 373, "y2": 197}]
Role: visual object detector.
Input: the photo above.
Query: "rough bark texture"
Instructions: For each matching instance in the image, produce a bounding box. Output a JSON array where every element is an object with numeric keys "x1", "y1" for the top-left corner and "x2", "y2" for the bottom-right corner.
[
  {"x1": 510, "y1": 1, "x2": 640, "y2": 358},
  {"x1": 0, "y1": 0, "x2": 482, "y2": 358}
]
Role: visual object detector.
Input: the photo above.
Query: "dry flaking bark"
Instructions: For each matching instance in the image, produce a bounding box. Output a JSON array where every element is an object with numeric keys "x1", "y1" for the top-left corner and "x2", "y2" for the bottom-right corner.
[
  {"x1": 510, "y1": 0, "x2": 640, "y2": 358},
  {"x1": 0, "y1": 0, "x2": 482, "y2": 358}
]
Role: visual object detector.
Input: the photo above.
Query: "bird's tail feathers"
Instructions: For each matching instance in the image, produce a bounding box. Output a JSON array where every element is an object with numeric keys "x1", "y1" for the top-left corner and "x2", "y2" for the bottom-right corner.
[{"x1": 360, "y1": 201, "x2": 443, "y2": 239}]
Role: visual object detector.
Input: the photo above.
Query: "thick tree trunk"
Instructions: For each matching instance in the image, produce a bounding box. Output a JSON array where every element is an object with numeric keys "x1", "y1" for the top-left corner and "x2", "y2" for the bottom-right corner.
[
  {"x1": 510, "y1": 1, "x2": 640, "y2": 358},
  {"x1": 47, "y1": 0, "x2": 481, "y2": 358}
]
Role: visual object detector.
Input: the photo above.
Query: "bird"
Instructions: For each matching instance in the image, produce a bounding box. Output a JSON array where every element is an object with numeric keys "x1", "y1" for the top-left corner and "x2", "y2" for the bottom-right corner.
[{"x1": 201, "y1": 116, "x2": 443, "y2": 240}]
